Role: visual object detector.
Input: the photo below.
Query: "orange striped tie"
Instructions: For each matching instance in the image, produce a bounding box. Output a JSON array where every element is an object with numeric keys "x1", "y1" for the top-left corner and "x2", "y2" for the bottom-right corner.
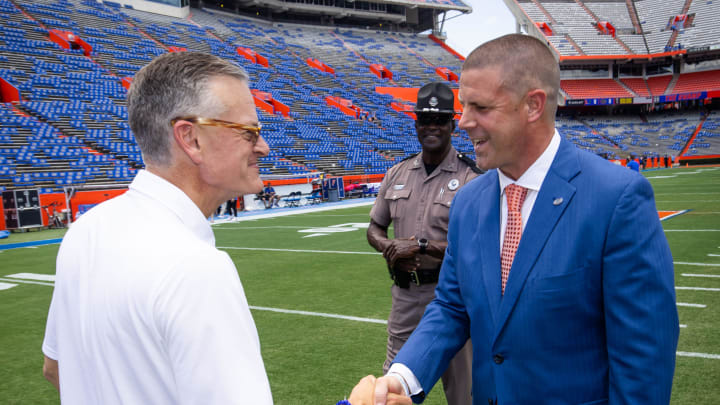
[{"x1": 501, "y1": 184, "x2": 528, "y2": 295}]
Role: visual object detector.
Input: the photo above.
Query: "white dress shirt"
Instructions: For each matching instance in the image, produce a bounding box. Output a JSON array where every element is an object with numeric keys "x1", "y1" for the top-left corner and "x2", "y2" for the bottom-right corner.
[
  {"x1": 387, "y1": 131, "x2": 562, "y2": 397},
  {"x1": 43, "y1": 170, "x2": 273, "y2": 404}
]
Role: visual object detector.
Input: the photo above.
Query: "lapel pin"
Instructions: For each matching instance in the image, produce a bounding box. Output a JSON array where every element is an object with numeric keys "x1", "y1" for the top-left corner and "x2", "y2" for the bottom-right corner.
[{"x1": 553, "y1": 197, "x2": 563, "y2": 206}]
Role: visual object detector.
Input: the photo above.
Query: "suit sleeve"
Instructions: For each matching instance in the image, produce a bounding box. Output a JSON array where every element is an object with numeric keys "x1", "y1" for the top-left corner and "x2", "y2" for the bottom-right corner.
[
  {"x1": 392, "y1": 196, "x2": 471, "y2": 401},
  {"x1": 602, "y1": 174, "x2": 679, "y2": 404}
]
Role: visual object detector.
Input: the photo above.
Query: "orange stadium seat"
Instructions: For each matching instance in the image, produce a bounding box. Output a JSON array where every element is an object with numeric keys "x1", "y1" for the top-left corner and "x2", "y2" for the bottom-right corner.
[
  {"x1": 671, "y1": 70, "x2": 720, "y2": 94},
  {"x1": 620, "y1": 78, "x2": 652, "y2": 97},
  {"x1": 647, "y1": 75, "x2": 674, "y2": 96},
  {"x1": 561, "y1": 79, "x2": 633, "y2": 99}
]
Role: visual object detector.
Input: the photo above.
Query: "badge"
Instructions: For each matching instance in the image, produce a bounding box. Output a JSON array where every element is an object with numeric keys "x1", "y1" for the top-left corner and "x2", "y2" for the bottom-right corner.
[
  {"x1": 393, "y1": 184, "x2": 405, "y2": 190},
  {"x1": 448, "y1": 179, "x2": 459, "y2": 191},
  {"x1": 429, "y1": 96, "x2": 438, "y2": 107}
]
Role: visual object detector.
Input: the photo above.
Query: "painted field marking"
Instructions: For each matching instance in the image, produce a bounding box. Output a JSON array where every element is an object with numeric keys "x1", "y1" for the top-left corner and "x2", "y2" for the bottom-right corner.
[
  {"x1": 680, "y1": 324, "x2": 687, "y2": 328},
  {"x1": 249, "y1": 306, "x2": 386, "y2": 324},
  {"x1": 677, "y1": 351, "x2": 720, "y2": 360},
  {"x1": 6, "y1": 273, "x2": 55, "y2": 282},
  {"x1": 214, "y1": 226, "x2": 309, "y2": 230},
  {"x1": 677, "y1": 303, "x2": 706, "y2": 308},
  {"x1": 298, "y1": 222, "x2": 369, "y2": 238},
  {"x1": 0, "y1": 282, "x2": 17, "y2": 290},
  {"x1": 655, "y1": 192, "x2": 720, "y2": 195},
  {"x1": 0, "y1": 238, "x2": 63, "y2": 251},
  {"x1": 674, "y1": 262, "x2": 720, "y2": 267},
  {"x1": 664, "y1": 230, "x2": 720, "y2": 232},
  {"x1": 219, "y1": 246, "x2": 381, "y2": 255},
  {"x1": 709, "y1": 254, "x2": 720, "y2": 257},
  {"x1": 658, "y1": 210, "x2": 689, "y2": 221},
  {"x1": 682, "y1": 273, "x2": 720, "y2": 278},
  {"x1": 675, "y1": 286, "x2": 720, "y2": 292},
  {"x1": 0, "y1": 277, "x2": 54, "y2": 287}
]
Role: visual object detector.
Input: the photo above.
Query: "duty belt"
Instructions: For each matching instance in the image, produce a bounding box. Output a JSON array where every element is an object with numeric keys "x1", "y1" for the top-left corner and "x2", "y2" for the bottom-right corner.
[{"x1": 389, "y1": 267, "x2": 440, "y2": 288}]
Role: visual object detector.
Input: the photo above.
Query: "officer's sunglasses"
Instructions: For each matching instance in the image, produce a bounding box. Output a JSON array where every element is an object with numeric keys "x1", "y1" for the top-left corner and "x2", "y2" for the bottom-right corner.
[{"x1": 416, "y1": 113, "x2": 454, "y2": 126}]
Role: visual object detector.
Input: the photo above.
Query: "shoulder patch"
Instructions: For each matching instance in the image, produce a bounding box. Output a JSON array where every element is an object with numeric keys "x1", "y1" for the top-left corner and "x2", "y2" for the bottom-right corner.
[{"x1": 457, "y1": 153, "x2": 483, "y2": 174}]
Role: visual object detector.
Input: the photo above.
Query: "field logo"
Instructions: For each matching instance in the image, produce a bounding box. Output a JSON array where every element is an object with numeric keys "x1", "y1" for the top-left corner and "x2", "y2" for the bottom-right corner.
[
  {"x1": 658, "y1": 210, "x2": 689, "y2": 221},
  {"x1": 298, "y1": 223, "x2": 369, "y2": 238}
]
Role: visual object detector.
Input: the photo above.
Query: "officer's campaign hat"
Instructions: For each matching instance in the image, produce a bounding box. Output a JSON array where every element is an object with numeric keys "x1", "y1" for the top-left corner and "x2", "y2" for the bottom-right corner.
[{"x1": 414, "y1": 82, "x2": 455, "y2": 114}]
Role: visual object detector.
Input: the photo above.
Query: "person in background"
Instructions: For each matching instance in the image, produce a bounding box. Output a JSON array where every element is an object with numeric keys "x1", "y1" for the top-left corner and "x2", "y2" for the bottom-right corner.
[
  {"x1": 627, "y1": 157, "x2": 640, "y2": 172},
  {"x1": 42, "y1": 51, "x2": 273, "y2": 404},
  {"x1": 367, "y1": 33, "x2": 678, "y2": 405},
  {"x1": 264, "y1": 184, "x2": 281, "y2": 208},
  {"x1": 367, "y1": 82, "x2": 481, "y2": 404},
  {"x1": 226, "y1": 197, "x2": 237, "y2": 217}
]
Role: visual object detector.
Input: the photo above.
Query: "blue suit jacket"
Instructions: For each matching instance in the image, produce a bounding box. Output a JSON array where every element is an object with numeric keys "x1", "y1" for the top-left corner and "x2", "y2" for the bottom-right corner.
[{"x1": 394, "y1": 139, "x2": 679, "y2": 404}]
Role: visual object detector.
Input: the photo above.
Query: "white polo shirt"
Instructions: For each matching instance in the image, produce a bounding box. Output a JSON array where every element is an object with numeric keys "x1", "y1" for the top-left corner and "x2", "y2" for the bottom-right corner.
[{"x1": 43, "y1": 170, "x2": 273, "y2": 405}]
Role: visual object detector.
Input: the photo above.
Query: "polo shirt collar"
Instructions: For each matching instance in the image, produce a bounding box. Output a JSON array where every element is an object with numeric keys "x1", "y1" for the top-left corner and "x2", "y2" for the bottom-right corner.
[{"x1": 129, "y1": 170, "x2": 215, "y2": 246}]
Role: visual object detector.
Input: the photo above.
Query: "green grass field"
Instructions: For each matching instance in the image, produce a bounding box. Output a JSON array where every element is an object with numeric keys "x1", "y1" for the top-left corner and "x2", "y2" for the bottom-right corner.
[{"x1": 1, "y1": 166, "x2": 718, "y2": 404}]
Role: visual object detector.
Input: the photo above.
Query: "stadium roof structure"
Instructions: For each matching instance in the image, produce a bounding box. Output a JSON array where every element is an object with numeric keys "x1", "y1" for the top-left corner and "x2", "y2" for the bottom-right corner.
[{"x1": 197, "y1": 0, "x2": 472, "y2": 34}]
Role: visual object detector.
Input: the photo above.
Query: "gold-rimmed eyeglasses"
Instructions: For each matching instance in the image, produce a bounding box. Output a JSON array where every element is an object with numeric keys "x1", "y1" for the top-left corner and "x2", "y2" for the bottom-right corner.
[{"x1": 171, "y1": 116, "x2": 262, "y2": 145}]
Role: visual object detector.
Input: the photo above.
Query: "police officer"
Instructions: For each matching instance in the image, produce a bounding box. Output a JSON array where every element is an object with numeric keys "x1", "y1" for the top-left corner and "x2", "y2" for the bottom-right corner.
[{"x1": 367, "y1": 82, "x2": 481, "y2": 405}]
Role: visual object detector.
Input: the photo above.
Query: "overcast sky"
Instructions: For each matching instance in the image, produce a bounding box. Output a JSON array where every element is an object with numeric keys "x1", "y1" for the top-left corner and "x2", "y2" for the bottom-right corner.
[{"x1": 440, "y1": 0, "x2": 518, "y2": 57}]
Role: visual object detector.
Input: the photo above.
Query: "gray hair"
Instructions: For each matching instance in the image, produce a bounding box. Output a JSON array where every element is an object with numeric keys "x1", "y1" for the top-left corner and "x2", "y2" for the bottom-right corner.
[
  {"x1": 127, "y1": 52, "x2": 250, "y2": 166},
  {"x1": 463, "y1": 34, "x2": 560, "y2": 118}
]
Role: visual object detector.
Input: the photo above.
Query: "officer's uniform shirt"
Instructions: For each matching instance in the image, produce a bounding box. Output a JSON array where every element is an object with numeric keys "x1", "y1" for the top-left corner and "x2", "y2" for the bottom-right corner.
[{"x1": 370, "y1": 146, "x2": 479, "y2": 271}]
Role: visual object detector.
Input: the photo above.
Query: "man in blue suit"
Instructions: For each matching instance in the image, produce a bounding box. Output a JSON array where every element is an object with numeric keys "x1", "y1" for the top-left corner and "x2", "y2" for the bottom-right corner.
[{"x1": 369, "y1": 34, "x2": 679, "y2": 405}]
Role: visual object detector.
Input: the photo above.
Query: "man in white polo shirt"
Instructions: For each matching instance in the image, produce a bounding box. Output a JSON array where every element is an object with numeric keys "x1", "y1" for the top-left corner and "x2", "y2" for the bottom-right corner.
[{"x1": 41, "y1": 52, "x2": 274, "y2": 404}]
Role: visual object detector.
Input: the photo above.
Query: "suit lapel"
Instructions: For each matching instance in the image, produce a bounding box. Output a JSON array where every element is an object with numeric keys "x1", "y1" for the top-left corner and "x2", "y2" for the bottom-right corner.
[
  {"x1": 492, "y1": 140, "x2": 581, "y2": 344},
  {"x1": 475, "y1": 174, "x2": 502, "y2": 325}
]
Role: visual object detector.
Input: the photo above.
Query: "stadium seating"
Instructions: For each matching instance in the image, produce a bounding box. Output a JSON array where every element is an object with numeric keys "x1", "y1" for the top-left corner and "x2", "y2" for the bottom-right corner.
[
  {"x1": 561, "y1": 79, "x2": 634, "y2": 99},
  {"x1": 0, "y1": 0, "x2": 718, "y2": 193}
]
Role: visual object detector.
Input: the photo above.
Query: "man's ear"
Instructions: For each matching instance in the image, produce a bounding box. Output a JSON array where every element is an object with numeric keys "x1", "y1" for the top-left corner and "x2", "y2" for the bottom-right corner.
[
  {"x1": 525, "y1": 89, "x2": 547, "y2": 123},
  {"x1": 172, "y1": 121, "x2": 203, "y2": 165}
]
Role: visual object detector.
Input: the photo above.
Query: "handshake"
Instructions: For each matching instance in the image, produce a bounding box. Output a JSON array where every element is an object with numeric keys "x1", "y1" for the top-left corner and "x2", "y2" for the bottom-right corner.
[{"x1": 346, "y1": 375, "x2": 412, "y2": 405}]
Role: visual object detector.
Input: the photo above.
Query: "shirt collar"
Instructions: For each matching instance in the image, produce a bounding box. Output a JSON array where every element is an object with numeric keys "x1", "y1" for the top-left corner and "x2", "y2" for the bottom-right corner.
[
  {"x1": 412, "y1": 146, "x2": 458, "y2": 171},
  {"x1": 129, "y1": 170, "x2": 215, "y2": 246},
  {"x1": 498, "y1": 130, "x2": 561, "y2": 194}
]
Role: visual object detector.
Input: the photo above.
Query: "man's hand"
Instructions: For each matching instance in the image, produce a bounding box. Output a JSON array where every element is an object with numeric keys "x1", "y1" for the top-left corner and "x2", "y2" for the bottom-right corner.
[
  {"x1": 348, "y1": 375, "x2": 412, "y2": 405},
  {"x1": 374, "y1": 375, "x2": 410, "y2": 405},
  {"x1": 383, "y1": 238, "x2": 420, "y2": 270}
]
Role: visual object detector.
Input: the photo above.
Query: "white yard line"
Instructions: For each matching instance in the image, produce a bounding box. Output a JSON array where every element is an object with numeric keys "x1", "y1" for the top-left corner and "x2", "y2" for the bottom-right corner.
[
  {"x1": 219, "y1": 246, "x2": 381, "y2": 255},
  {"x1": 249, "y1": 306, "x2": 386, "y2": 324},
  {"x1": 212, "y1": 200, "x2": 375, "y2": 223},
  {"x1": 675, "y1": 286, "x2": 720, "y2": 292},
  {"x1": 682, "y1": 273, "x2": 720, "y2": 278},
  {"x1": 0, "y1": 277, "x2": 55, "y2": 287},
  {"x1": 674, "y1": 262, "x2": 720, "y2": 267},
  {"x1": 664, "y1": 230, "x2": 720, "y2": 232},
  {"x1": 677, "y1": 351, "x2": 720, "y2": 360},
  {"x1": 677, "y1": 303, "x2": 707, "y2": 308}
]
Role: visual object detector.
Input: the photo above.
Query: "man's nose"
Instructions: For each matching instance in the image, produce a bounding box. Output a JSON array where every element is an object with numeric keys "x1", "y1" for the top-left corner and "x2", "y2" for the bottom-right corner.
[{"x1": 255, "y1": 136, "x2": 270, "y2": 157}]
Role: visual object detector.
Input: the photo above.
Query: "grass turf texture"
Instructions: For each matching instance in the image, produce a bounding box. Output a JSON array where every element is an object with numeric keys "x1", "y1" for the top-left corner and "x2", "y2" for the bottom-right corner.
[{"x1": 0, "y1": 166, "x2": 718, "y2": 404}]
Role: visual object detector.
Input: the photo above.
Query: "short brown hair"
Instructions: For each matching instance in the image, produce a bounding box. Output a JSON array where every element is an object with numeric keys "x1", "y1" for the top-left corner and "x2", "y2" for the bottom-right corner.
[{"x1": 463, "y1": 34, "x2": 559, "y2": 116}]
